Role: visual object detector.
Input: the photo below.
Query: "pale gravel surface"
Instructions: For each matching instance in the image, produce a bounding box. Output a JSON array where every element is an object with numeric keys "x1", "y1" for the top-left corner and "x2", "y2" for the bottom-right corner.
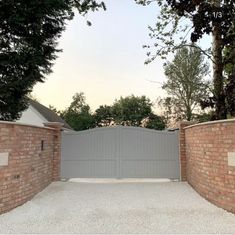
[{"x1": 0, "y1": 181, "x2": 235, "y2": 234}]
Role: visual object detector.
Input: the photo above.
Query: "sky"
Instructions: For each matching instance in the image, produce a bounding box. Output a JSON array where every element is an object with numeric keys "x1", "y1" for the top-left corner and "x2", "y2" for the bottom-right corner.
[{"x1": 32, "y1": 0, "x2": 211, "y2": 113}]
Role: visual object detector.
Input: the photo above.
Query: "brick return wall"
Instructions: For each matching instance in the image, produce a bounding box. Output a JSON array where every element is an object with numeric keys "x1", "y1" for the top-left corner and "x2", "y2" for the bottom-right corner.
[
  {"x1": 0, "y1": 122, "x2": 62, "y2": 214},
  {"x1": 181, "y1": 120, "x2": 235, "y2": 213}
]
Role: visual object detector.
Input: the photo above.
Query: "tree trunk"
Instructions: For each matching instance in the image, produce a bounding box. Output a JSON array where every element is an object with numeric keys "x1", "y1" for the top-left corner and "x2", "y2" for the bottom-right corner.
[
  {"x1": 225, "y1": 69, "x2": 235, "y2": 117},
  {"x1": 186, "y1": 105, "x2": 192, "y2": 121},
  {"x1": 212, "y1": 0, "x2": 227, "y2": 119}
]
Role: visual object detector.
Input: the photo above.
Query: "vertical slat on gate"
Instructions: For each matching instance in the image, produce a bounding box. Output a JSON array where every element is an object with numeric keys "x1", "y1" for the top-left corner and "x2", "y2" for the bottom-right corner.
[{"x1": 117, "y1": 126, "x2": 121, "y2": 178}]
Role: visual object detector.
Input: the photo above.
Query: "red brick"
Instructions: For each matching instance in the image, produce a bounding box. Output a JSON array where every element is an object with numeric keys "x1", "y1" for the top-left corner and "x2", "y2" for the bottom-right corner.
[
  {"x1": 180, "y1": 120, "x2": 235, "y2": 214},
  {"x1": 0, "y1": 122, "x2": 61, "y2": 214}
]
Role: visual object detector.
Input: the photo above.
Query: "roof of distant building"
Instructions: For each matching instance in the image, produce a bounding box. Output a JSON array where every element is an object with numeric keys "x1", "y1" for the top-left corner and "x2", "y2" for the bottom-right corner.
[{"x1": 29, "y1": 99, "x2": 72, "y2": 130}]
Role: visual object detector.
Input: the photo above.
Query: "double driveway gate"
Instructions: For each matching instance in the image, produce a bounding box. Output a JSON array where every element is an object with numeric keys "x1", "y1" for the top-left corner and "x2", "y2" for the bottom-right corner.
[{"x1": 61, "y1": 126, "x2": 179, "y2": 179}]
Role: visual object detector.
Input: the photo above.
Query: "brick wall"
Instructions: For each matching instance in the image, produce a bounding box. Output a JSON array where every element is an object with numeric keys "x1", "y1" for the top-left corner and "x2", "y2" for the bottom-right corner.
[
  {"x1": 179, "y1": 122, "x2": 194, "y2": 181},
  {"x1": 181, "y1": 119, "x2": 235, "y2": 213},
  {"x1": 0, "y1": 122, "x2": 62, "y2": 214}
]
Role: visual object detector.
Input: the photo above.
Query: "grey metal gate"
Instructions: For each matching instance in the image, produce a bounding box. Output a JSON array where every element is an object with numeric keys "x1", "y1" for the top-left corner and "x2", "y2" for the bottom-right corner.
[{"x1": 61, "y1": 126, "x2": 179, "y2": 179}]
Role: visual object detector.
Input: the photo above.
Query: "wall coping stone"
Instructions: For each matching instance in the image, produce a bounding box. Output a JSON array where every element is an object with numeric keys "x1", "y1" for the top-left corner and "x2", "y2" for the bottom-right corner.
[
  {"x1": 184, "y1": 118, "x2": 235, "y2": 130},
  {"x1": 0, "y1": 120, "x2": 55, "y2": 130},
  {"x1": 43, "y1": 122, "x2": 64, "y2": 130}
]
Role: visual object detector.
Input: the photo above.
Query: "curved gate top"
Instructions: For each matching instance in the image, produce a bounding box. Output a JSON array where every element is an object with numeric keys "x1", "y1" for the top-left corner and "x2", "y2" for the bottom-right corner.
[{"x1": 61, "y1": 126, "x2": 179, "y2": 179}]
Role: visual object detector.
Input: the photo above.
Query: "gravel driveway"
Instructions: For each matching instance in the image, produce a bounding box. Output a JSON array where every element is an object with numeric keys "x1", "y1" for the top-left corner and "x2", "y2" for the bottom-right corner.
[{"x1": 0, "y1": 181, "x2": 235, "y2": 234}]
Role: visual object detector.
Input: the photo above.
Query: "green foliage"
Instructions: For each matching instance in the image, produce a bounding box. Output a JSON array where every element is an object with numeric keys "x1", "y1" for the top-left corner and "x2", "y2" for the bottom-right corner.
[
  {"x1": 0, "y1": 0, "x2": 105, "y2": 121},
  {"x1": 93, "y1": 105, "x2": 113, "y2": 127},
  {"x1": 144, "y1": 114, "x2": 165, "y2": 130},
  {"x1": 194, "y1": 111, "x2": 216, "y2": 123},
  {"x1": 162, "y1": 46, "x2": 211, "y2": 121},
  {"x1": 63, "y1": 110, "x2": 95, "y2": 131},
  {"x1": 136, "y1": 0, "x2": 235, "y2": 120},
  {"x1": 136, "y1": 0, "x2": 235, "y2": 61},
  {"x1": 93, "y1": 95, "x2": 166, "y2": 130},
  {"x1": 61, "y1": 92, "x2": 95, "y2": 131},
  {"x1": 158, "y1": 97, "x2": 183, "y2": 127},
  {"x1": 223, "y1": 40, "x2": 235, "y2": 117},
  {"x1": 225, "y1": 73, "x2": 235, "y2": 117},
  {"x1": 223, "y1": 45, "x2": 235, "y2": 76},
  {"x1": 54, "y1": 93, "x2": 166, "y2": 130},
  {"x1": 0, "y1": 95, "x2": 29, "y2": 121},
  {"x1": 48, "y1": 105, "x2": 61, "y2": 115},
  {"x1": 112, "y1": 95, "x2": 152, "y2": 126}
]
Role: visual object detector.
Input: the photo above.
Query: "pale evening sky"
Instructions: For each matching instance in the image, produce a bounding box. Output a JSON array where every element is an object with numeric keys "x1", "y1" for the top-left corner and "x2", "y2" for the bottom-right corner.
[{"x1": 32, "y1": 0, "x2": 211, "y2": 113}]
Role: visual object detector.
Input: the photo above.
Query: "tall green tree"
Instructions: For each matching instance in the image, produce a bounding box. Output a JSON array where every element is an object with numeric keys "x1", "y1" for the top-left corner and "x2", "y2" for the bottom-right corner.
[
  {"x1": 60, "y1": 94, "x2": 166, "y2": 130},
  {"x1": 136, "y1": 0, "x2": 235, "y2": 120},
  {"x1": 223, "y1": 41, "x2": 235, "y2": 117},
  {"x1": 111, "y1": 95, "x2": 166, "y2": 130},
  {"x1": 93, "y1": 105, "x2": 113, "y2": 127},
  {"x1": 93, "y1": 96, "x2": 166, "y2": 130},
  {"x1": 112, "y1": 95, "x2": 152, "y2": 126},
  {"x1": 0, "y1": 0, "x2": 105, "y2": 120},
  {"x1": 163, "y1": 47, "x2": 210, "y2": 121},
  {"x1": 144, "y1": 113, "x2": 165, "y2": 130},
  {"x1": 61, "y1": 92, "x2": 95, "y2": 131}
]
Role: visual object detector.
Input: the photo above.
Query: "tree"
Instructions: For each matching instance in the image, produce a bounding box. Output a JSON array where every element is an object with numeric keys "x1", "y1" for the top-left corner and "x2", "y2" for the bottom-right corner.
[
  {"x1": 111, "y1": 95, "x2": 166, "y2": 130},
  {"x1": 61, "y1": 92, "x2": 95, "y2": 131},
  {"x1": 225, "y1": 73, "x2": 235, "y2": 117},
  {"x1": 0, "y1": 95, "x2": 29, "y2": 121},
  {"x1": 194, "y1": 111, "x2": 216, "y2": 123},
  {"x1": 48, "y1": 105, "x2": 61, "y2": 116},
  {"x1": 93, "y1": 95, "x2": 166, "y2": 130},
  {"x1": 157, "y1": 96, "x2": 184, "y2": 127},
  {"x1": 157, "y1": 96, "x2": 214, "y2": 127},
  {"x1": 93, "y1": 105, "x2": 114, "y2": 127},
  {"x1": 163, "y1": 47, "x2": 210, "y2": 121},
  {"x1": 60, "y1": 94, "x2": 165, "y2": 130},
  {"x1": 112, "y1": 95, "x2": 152, "y2": 126},
  {"x1": 224, "y1": 42, "x2": 235, "y2": 117},
  {"x1": 0, "y1": 0, "x2": 105, "y2": 121},
  {"x1": 144, "y1": 113, "x2": 165, "y2": 130},
  {"x1": 136, "y1": 0, "x2": 235, "y2": 120}
]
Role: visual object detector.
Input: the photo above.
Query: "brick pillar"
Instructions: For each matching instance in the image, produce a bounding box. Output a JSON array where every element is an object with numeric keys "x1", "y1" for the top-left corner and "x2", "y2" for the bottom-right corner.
[
  {"x1": 44, "y1": 122, "x2": 63, "y2": 181},
  {"x1": 179, "y1": 121, "x2": 194, "y2": 181}
]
